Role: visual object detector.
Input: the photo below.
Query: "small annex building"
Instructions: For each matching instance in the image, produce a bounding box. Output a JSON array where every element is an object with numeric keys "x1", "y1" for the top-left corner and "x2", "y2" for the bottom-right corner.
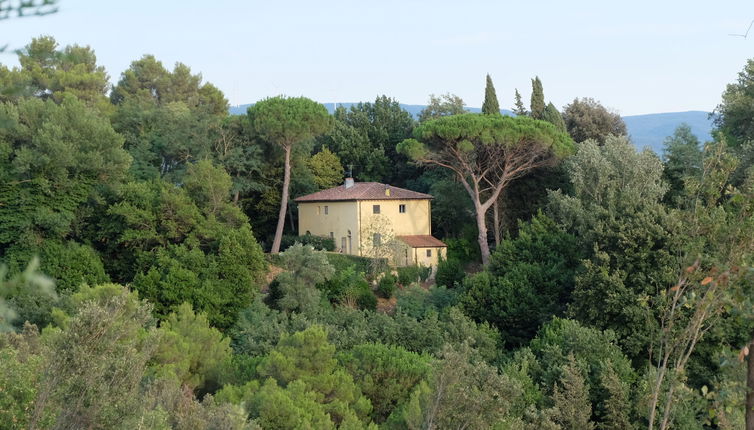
[{"x1": 294, "y1": 178, "x2": 447, "y2": 267}]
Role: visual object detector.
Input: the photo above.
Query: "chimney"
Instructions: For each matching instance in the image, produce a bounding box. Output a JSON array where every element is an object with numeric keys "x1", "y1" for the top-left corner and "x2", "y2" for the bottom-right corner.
[
  {"x1": 345, "y1": 177, "x2": 355, "y2": 188},
  {"x1": 385, "y1": 186, "x2": 390, "y2": 197}
]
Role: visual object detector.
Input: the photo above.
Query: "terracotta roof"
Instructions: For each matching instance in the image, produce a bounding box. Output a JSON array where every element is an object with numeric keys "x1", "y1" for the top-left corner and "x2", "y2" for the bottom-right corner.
[
  {"x1": 397, "y1": 235, "x2": 447, "y2": 248},
  {"x1": 295, "y1": 182, "x2": 433, "y2": 202}
]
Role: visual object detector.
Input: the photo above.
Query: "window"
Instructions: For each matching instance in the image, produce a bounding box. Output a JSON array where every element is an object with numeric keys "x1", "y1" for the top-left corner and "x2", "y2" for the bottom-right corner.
[
  {"x1": 324, "y1": 205, "x2": 329, "y2": 215},
  {"x1": 373, "y1": 204, "x2": 380, "y2": 214},
  {"x1": 317, "y1": 206, "x2": 321, "y2": 215},
  {"x1": 330, "y1": 232, "x2": 334, "y2": 239},
  {"x1": 373, "y1": 233, "x2": 381, "y2": 247},
  {"x1": 399, "y1": 204, "x2": 406, "y2": 213},
  {"x1": 426, "y1": 249, "x2": 432, "y2": 257}
]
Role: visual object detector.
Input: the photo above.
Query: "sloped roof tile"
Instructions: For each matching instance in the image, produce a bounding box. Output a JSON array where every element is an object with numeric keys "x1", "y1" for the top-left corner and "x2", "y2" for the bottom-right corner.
[
  {"x1": 295, "y1": 182, "x2": 433, "y2": 202},
  {"x1": 397, "y1": 235, "x2": 447, "y2": 248}
]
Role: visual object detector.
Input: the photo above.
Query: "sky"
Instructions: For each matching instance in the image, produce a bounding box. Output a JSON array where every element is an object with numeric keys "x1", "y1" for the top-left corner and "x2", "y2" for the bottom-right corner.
[{"x1": 3, "y1": 0, "x2": 754, "y2": 116}]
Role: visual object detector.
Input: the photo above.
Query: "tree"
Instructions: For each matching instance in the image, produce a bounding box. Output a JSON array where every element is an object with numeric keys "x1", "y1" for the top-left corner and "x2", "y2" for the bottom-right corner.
[
  {"x1": 399, "y1": 343, "x2": 520, "y2": 429},
  {"x1": 543, "y1": 102, "x2": 566, "y2": 132},
  {"x1": 339, "y1": 343, "x2": 430, "y2": 423},
  {"x1": 562, "y1": 97, "x2": 627, "y2": 144},
  {"x1": 418, "y1": 93, "x2": 467, "y2": 122},
  {"x1": 548, "y1": 136, "x2": 678, "y2": 359},
  {"x1": 713, "y1": 59, "x2": 754, "y2": 147},
  {"x1": 0, "y1": 258, "x2": 55, "y2": 332},
  {"x1": 481, "y1": 74, "x2": 501, "y2": 115},
  {"x1": 0, "y1": 96, "x2": 130, "y2": 256},
  {"x1": 460, "y1": 213, "x2": 581, "y2": 347},
  {"x1": 248, "y1": 96, "x2": 332, "y2": 253},
  {"x1": 330, "y1": 96, "x2": 416, "y2": 185},
  {"x1": 551, "y1": 356, "x2": 596, "y2": 430},
  {"x1": 29, "y1": 284, "x2": 160, "y2": 430},
  {"x1": 662, "y1": 123, "x2": 703, "y2": 205},
  {"x1": 154, "y1": 303, "x2": 232, "y2": 394},
  {"x1": 12, "y1": 36, "x2": 111, "y2": 111},
  {"x1": 530, "y1": 77, "x2": 545, "y2": 120},
  {"x1": 512, "y1": 89, "x2": 528, "y2": 116},
  {"x1": 254, "y1": 326, "x2": 373, "y2": 426},
  {"x1": 318, "y1": 115, "x2": 389, "y2": 182},
  {"x1": 274, "y1": 243, "x2": 335, "y2": 313},
  {"x1": 308, "y1": 147, "x2": 344, "y2": 189},
  {"x1": 398, "y1": 113, "x2": 573, "y2": 264},
  {"x1": 645, "y1": 143, "x2": 754, "y2": 430}
]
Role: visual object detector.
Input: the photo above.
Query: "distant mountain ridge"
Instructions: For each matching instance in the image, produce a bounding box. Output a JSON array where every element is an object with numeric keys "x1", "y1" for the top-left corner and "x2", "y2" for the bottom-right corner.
[{"x1": 230, "y1": 103, "x2": 714, "y2": 155}]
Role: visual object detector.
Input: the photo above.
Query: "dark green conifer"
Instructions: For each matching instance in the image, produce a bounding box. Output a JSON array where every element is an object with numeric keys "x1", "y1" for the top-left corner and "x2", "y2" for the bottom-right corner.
[
  {"x1": 481, "y1": 74, "x2": 501, "y2": 115},
  {"x1": 543, "y1": 102, "x2": 566, "y2": 132},
  {"x1": 530, "y1": 76, "x2": 545, "y2": 120},
  {"x1": 512, "y1": 89, "x2": 528, "y2": 116}
]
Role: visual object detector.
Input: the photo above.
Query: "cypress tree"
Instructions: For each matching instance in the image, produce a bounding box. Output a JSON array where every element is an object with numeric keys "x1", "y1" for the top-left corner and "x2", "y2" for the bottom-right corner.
[
  {"x1": 512, "y1": 89, "x2": 528, "y2": 116},
  {"x1": 543, "y1": 102, "x2": 566, "y2": 132},
  {"x1": 481, "y1": 74, "x2": 501, "y2": 115},
  {"x1": 530, "y1": 76, "x2": 545, "y2": 120}
]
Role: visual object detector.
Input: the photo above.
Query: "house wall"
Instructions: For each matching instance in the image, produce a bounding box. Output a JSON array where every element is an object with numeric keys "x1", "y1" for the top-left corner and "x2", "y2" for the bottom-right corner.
[
  {"x1": 297, "y1": 201, "x2": 360, "y2": 255},
  {"x1": 413, "y1": 246, "x2": 446, "y2": 267},
  {"x1": 357, "y1": 199, "x2": 431, "y2": 259},
  {"x1": 357, "y1": 199, "x2": 431, "y2": 236}
]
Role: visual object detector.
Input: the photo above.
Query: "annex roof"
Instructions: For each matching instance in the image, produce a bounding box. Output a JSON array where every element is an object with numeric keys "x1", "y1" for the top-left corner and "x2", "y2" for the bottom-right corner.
[
  {"x1": 397, "y1": 235, "x2": 447, "y2": 248},
  {"x1": 294, "y1": 182, "x2": 433, "y2": 202}
]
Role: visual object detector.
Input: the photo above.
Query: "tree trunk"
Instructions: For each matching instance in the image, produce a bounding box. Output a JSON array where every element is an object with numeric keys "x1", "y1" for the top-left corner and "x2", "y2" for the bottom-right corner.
[
  {"x1": 270, "y1": 146, "x2": 291, "y2": 253},
  {"x1": 475, "y1": 203, "x2": 491, "y2": 265},
  {"x1": 493, "y1": 198, "x2": 501, "y2": 247},
  {"x1": 746, "y1": 339, "x2": 754, "y2": 430},
  {"x1": 233, "y1": 190, "x2": 240, "y2": 204}
]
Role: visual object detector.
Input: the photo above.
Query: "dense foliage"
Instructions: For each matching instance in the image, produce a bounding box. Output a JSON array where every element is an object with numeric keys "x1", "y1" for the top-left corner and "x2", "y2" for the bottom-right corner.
[{"x1": 2, "y1": 36, "x2": 754, "y2": 430}]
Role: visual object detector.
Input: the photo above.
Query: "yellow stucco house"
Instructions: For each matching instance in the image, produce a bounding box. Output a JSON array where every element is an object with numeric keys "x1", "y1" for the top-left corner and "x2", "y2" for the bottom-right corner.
[{"x1": 295, "y1": 178, "x2": 447, "y2": 267}]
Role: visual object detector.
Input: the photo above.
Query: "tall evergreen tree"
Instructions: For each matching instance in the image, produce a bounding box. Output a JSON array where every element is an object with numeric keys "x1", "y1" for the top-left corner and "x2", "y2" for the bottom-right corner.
[
  {"x1": 512, "y1": 89, "x2": 528, "y2": 116},
  {"x1": 543, "y1": 102, "x2": 566, "y2": 132},
  {"x1": 530, "y1": 76, "x2": 545, "y2": 120},
  {"x1": 481, "y1": 74, "x2": 501, "y2": 115}
]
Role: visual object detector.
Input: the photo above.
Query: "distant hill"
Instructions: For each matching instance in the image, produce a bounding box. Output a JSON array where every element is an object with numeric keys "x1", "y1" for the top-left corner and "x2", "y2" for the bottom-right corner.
[
  {"x1": 229, "y1": 103, "x2": 713, "y2": 155},
  {"x1": 623, "y1": 111, "x2": 714, "y2": 155}
]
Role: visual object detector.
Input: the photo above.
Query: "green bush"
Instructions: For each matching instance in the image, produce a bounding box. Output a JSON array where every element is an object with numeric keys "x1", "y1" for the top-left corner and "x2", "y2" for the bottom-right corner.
[
  {"x1": 418, "y1": 265, "x2": 431, "y2": 282},
  {"x1": 280, "y1": 234, "x2": 335, "y2": 252},
  {"x1": 318, "y1": 265, "x2": 364, "y2": 302},
  {"x1": 357, "y1": 289, "x2": 377, "y2": 311},
  {"x1": 395, "y1": 284, "x2": 458, "y2": 318},
  {"x1": 325, "y1": 253, "x2": 375, "y2": 275},
  {"x1": 435, "y1": 257, "x2": 465, "y2": 288},
  {"x1": 376, "y1": 274, "x2": 397, "y2": 299},
  {"x1": 397, "y1": 266, "x2": 421, "y2": 286}
]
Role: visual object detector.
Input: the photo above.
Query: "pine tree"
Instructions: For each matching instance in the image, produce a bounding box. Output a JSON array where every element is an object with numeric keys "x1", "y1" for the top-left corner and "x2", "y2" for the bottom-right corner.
[
  {"x1": 543, "y1": 102, "x2": 566, "y2": 132},
  {"x1": 530, "y1": 76, "x2": 545, "y2": 120},
  {"x1": 481, "y1": 74, "x2": 501, "y2": 115},
  {"x1": 551, "y1": 356, "x2": 595, "y2": 430},
  {"x1": 512, "y1": 89, "x2": 528, "y2": 116}
]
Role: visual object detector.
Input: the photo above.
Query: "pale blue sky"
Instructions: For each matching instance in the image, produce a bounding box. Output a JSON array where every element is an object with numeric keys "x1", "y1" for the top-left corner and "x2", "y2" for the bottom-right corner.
[{"x1": 3, "y1": 0, "x2": 754, "y2": 115}]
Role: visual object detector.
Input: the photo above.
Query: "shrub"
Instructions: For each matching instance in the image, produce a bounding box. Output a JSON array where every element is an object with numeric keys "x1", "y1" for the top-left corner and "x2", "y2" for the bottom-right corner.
[
  {"x1": 325, "y1": 253, "x2": 375, "y2": 276},
  {"x1": 395, "y1": 284, "x2": 458, "y2": 318},
  {"x1": 435, "y1": 258, "x2": 465, "y2": 288},
  {"x1": 397, "y1": 266, "x2": 421, "y2": 286},
  {"x1": 318, "y1": 265, "x2": 364, "y2": 302},
  {"x1": 418, "y1": 266, "x2": 431, "y2": 282},
  {"x1": 377, "y1": 274, "x2": 397, "y2": 299},
  {"x1": 280, "y1": 234, "x2": 335, "y2": 252},
  {"x1": 356, "y1": 289, "x2": 377, "y2": 311}
]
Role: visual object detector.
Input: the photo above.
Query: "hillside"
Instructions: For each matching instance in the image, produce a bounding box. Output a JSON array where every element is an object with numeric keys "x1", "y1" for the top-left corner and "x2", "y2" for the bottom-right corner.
[
  {"x1": 230, "y1": 103, "x2": 714, "y2": 155},
  {"x1": 623, "y1": 111, "x2": 714, "y2": 154}
]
